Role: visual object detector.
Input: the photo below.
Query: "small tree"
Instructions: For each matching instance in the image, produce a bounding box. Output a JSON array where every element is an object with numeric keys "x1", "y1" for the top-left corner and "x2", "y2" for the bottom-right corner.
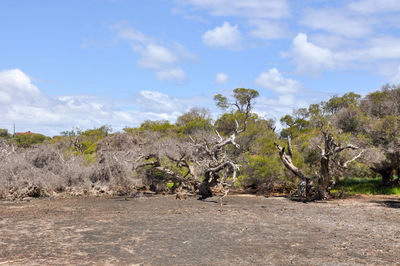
[
  {"x1": 195, "y1": 88, "x2": 259, "y2": 199},
  {"x1": 133, "y1": 88, "x2": 259, "y2": 201},
  {"x1": 276, "y1": 130, "x2": 363, "y2": 200}
]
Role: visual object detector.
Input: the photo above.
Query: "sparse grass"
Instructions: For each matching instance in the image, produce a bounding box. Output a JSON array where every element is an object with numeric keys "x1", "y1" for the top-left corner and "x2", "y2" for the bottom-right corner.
[{"x1": 332, "y1": 177, "x2": 400, "y2": 196}]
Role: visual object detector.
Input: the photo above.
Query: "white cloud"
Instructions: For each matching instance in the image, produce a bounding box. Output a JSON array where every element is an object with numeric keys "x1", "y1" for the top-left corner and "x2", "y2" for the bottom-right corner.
[
  {"x1": 393, "y1": 65, "x2": 400, "y2": 84},
  {"x1": 254, "y1": 94, "x2": 310, "y2": 129},
  {"x1": 113, "y1": 23, "x2": 196, "y2": 82},
  {"x1": 156, "y1": 67, "x2": 186, "y2": 81},
  {"x1": 0, "y1": 69, "x2": 202, "y2": 135},
  {"x1": 138, "y1": 44, "x2": 178, "y2": 70},
  {"x1": 215, "y1": 72, "x2": 228, "y2": 84},
  {"x1": 202, "y1": 22, "x2": 242, "y2": 49},
  {"x1": 113, "y1": 22, "x2": 153, "y2": 43},
  {"x1": 175, "y1": 0, "x2": 289, "y2": 42},
  {"x1": 290, "y1": 33, "x2": 335, "y2": 76},
  {"x1": 348, "y1": 0, "x2": 400, "y2": 14},
  {"x1": 135, "y1": 90, "x2": 184, "y2": 113},
  {"x1": 0, "y1": 69, "x2": 41, "y2": 105},
  {"x1": 248, "y1": 19, "x2": 286, "y2": 40},
  {"x1": 254, "y1": 68, "x2": 301, "y2": 94},
  {"x1": 301, "y1": 8, "x2": 374, "y2": 38},
  {"x1": 362, "y1": 36, "x2": 400, "y2": 60}
]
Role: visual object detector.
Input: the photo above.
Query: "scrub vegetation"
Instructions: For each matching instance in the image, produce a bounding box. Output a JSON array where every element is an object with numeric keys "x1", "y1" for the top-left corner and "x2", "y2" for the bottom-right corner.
[{"x1": 1, "y1": 85, "x2": 400, "y2": 200}]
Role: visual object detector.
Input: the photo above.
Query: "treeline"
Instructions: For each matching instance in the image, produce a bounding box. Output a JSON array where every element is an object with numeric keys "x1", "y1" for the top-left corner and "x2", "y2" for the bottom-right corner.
[{"x1": 0, "y1": 85, "x2": 399, "y2": 199}]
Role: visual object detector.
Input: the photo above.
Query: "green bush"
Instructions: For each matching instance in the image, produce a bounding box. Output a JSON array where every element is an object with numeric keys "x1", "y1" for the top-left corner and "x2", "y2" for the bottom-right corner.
[
  {"x1": 0, "y1": 129, "x2": 11, "y2": 138},
  {"x1": 13, "y1": 134, "x2": 48, "y2": 148}
]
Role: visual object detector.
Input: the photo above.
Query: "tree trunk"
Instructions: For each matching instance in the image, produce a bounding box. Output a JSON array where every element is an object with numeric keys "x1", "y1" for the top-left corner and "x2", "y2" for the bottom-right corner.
[
  {"x1": 318, "y1": 157, "x2": 331, "y2": 199},
  {"x1": 198, "y1": 172, "x2": 219, "y2": 200},
  {"x1": 275, "y1": 138, "x2": 311, "y2": 198},
  {"x1": 372, "y1": 164, "x2": 393, "y2": 186}
]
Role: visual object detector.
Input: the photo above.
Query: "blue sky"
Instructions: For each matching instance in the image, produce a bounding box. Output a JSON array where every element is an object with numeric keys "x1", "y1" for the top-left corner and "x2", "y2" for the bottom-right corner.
[{"x1": 1, "y1": 0, "x2": 400, "y2": 135}]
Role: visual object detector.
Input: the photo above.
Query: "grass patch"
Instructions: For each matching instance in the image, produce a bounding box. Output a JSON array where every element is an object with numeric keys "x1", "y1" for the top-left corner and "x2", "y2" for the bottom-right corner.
[{"x1": 331, "y1": 177, "x2": 400, "y2": 196}]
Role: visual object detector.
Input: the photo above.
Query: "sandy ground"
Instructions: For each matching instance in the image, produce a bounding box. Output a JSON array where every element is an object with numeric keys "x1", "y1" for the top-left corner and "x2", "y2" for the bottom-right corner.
[{"x1": 1, "y1": 194, "x2": 400, "y2": 265}]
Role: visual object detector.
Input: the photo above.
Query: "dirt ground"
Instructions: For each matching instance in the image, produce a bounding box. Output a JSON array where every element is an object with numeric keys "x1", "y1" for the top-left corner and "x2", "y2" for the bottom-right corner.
[{"x1": 1, "y1": 194, "x2": 400, "y2": 265}]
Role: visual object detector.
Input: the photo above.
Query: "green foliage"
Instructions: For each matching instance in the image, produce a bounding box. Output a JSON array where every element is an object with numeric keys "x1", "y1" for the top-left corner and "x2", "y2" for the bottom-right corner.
[
  {"x1": 57, "y1": 126, "x2": 111, "y2": 161},
  {"x1": 233, "y1": 88, "x2": 259, "y2": 111},
  {"x1": 13, "y1": 133, "x2": 48, "y2": 148},
  {"x1": 176, "y1": 107, "x2": 213, "y2": 134},
  {"x1": 334, "y1": 104, "x2": 365, "y2": 133},
  {"x1": 280, "y1": 114, "x2": 311, "y2": 138},
  {"x1": 332, "y1": 177, "x2": 400, "y2": 195},
  {"x1": 166, "y1": 182, "x2": 175, "y2": 189},
  {"x1": 0, "y1": 129, "x2": 11, "y2": 138},
  {"x1": 323, "y1": 92, "x2": 361, "y2": 114},
  {"x1": 81, "y1": 125, "x2": 111, "y2": 139},
  {"x1": 214, "y1": 88, "x2": 259, "y2": 112},
  {"x1": 139, "y1": 120, "x2": 176, "y2": 133},
  {"x1": 215, "y1": 112, "x2": 240, "y2": 135},
  {"x1": 214, "y1": 94, "x2": 229, "y2": 109}
]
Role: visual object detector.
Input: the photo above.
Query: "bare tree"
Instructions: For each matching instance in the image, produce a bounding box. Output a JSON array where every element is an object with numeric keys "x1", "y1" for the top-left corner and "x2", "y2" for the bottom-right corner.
[
  {"x1": 195, "y1": 88, "x2": 258, "y2": 200},
  {"x1": 316, "y1": 131, "x2": 361, "y2": 199},
  {"x1": 132, "y1": 88, "x2": 259, "y2": 201},
  {"x1": 275, "y1": 136, "x2": 311, "y2": 198},
  {"x1": 276, "y1": 131, "x2": 363, "y2": 200}
]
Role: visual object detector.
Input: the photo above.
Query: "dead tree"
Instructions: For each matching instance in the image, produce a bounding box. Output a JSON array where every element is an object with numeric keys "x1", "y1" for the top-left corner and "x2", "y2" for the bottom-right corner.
[
  {"x1": 131, "y1": 89, "x2": 258, "y2": 201},
  {"x1": 275, "y1": 136, "x2": 311, "y2": 198},
  {"x1": 316, "y1": 131, "x2": 361, "y2": 199},
  {"x1": 193, "y1": 88, "x2": 258, "y2": 200},
  {"x1": 193, "y1": 124, "x2": 244, "y2": 200},
  {"x1": 276, "y1": 132, "x2": 363, "y2": 200}
]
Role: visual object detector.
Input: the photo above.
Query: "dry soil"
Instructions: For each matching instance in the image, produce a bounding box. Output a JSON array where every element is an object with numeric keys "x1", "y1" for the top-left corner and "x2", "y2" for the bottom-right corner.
[{"x1": 1, "y1": 194, "x2": 400, "y2": 265}]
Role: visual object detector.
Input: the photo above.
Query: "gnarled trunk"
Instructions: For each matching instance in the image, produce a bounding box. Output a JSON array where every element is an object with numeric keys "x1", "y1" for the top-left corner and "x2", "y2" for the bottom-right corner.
[
  {"x1": 318, "y1": 157, "x2": 331, "y2": 199},
  {"x1": 275, "y1": 137, "x2": 311, "y2": 198}
]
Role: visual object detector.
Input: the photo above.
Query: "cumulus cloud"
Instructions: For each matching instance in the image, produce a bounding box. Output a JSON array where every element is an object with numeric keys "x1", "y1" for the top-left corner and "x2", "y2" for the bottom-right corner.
[
  {"x1": 293, "y1": 1, "x2": 400, "y2": 79},
  {"x1": 215, "y1": 72, "x2": 228, "y2": 84},
  {"x1": 0, "y1": 69, "x2": 41, "y2": 105},
  {"x1": 138, "y1": 44, "x2": 178, "y2": 70},
  {"x1": 0, "y1": 69, "x2": 200, "y2": 135},
  {"x1": 254, "y1": 68, "x2": 301, "y2": 94},
  {"x1": 290, "y1": 33, "x2": 335, "y2": 76},
  {"x1": 175, "y1": 0, "x2": 289, "y2": 42},
  {"x1": 202, "y1": 22, "x2": 242, "y2": 49},
  {"x1": 113, "y1": 23, "x2": 196, "y2": 82}
]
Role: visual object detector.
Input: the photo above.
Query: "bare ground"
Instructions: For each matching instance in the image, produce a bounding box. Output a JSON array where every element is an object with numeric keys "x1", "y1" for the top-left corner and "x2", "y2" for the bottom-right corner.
[{"x1": 1, "y1": 194, "x2": 400, "y2": 265}]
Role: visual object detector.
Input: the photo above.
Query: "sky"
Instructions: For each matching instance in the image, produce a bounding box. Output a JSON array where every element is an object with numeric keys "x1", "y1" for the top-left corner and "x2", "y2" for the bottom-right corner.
[{"x1": 1, "y1": 0, "x2": 400, "y2": 136}]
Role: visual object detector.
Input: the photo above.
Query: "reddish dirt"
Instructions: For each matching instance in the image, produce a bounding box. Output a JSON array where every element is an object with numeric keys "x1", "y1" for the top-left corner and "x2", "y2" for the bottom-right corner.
[{"x1": 1, "y1": 194, "x2": 400, "y2": 265}]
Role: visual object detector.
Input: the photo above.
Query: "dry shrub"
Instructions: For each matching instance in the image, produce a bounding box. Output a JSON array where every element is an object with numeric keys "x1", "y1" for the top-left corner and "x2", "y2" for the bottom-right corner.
[{"x1": 0, "y1": 134, "x2": 146, "y2": 199}]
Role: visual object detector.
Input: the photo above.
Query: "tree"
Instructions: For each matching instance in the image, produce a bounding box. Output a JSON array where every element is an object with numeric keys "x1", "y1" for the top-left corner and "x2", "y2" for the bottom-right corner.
[
  {"x1": 194, "y1": 88, "x2": 259, "y2": 199},
  {"x1": 275, "y1": 136, "x2": 311, "y2": 198},
  {"x1": 176, "y1": 107, "x2": 213, "y2": 134},
  {"x1": 323, "y1": 92, "x2": 361, "y2": 114},
  {"x1": 0, "y1": 129, "x2": 11, "y2": 138},
  {"x1": 276, "y1": 131, "x2": 363, "y2": 199},
  {"x1": 315, "y1": 131, "x2": 362, "y2": 199},
  {"x1": 133, "y1": 88, "x2": 259, "y2": 201},
  {"x1": 357, "y1": 85, "x2": 400, "y2": 185},
  {"x1": 13, "y1": 133, "x2": 48, "y2": 148}
]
